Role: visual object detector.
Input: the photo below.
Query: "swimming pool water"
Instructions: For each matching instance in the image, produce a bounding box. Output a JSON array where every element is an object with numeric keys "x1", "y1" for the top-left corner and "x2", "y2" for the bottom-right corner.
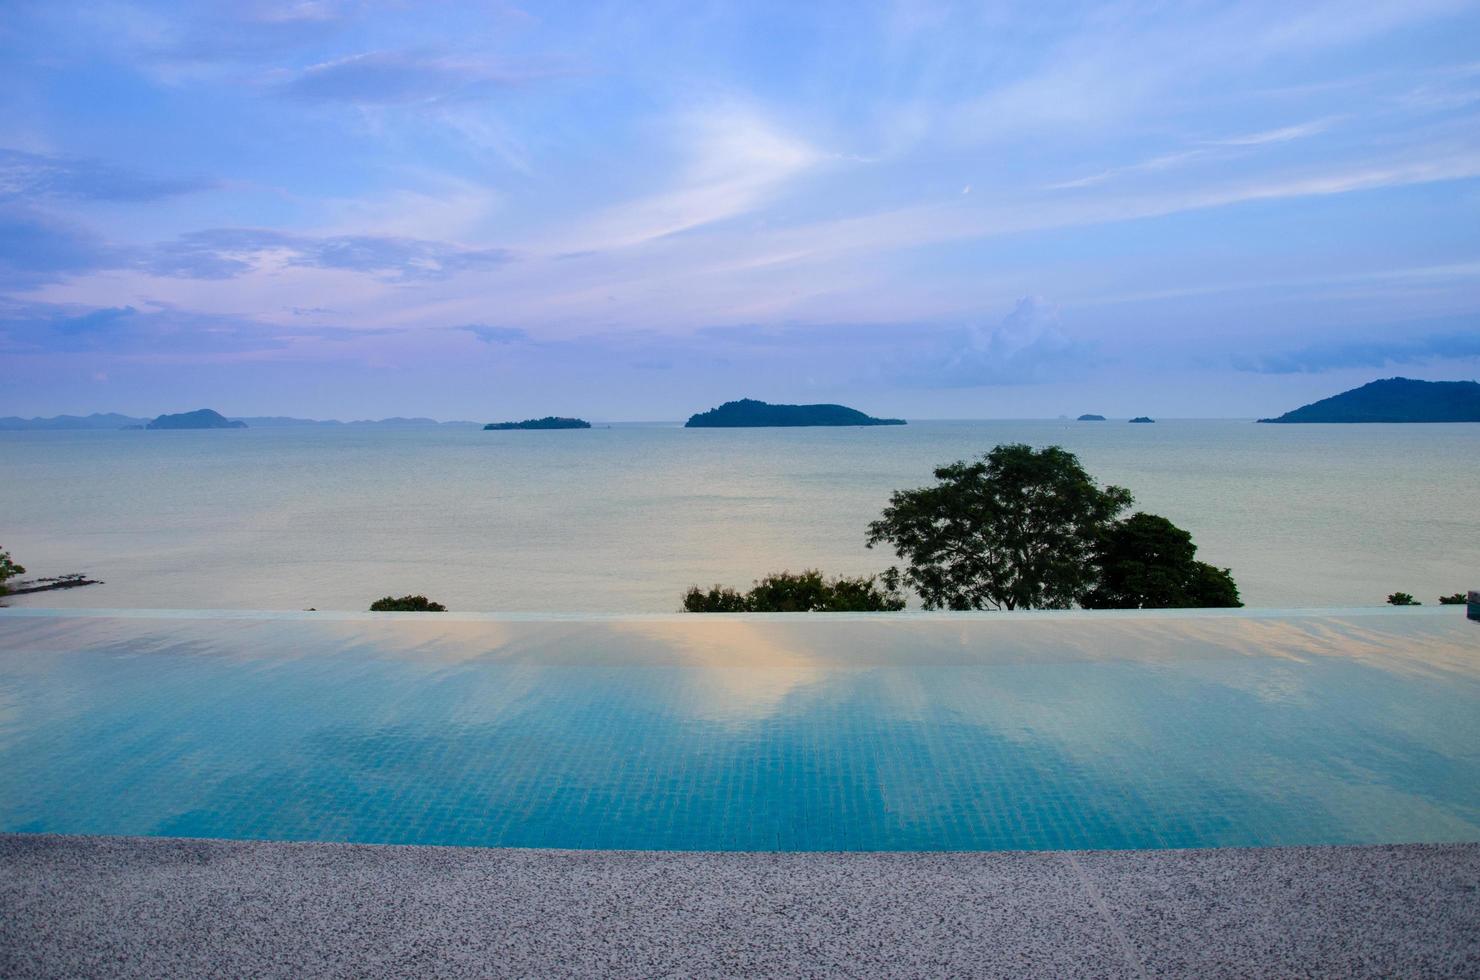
[{"x1": 1, "y1": 608, "x2": 1476, "y2": 851}]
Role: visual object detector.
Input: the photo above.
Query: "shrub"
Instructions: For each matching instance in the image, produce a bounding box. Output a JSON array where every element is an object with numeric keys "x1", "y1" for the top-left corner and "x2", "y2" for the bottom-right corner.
[
  {"x1": 0, "y1": 547, "x2": 25, "y2": 596},
  {"x1": 681, "y1": 585, "x2": 750, "y2": 612},
  {"x1": 1438, "y1": 593, "x2": 1466, "y2": 605},
  {"x1": 369, "y1": 595, "x2": 447, "y2": 612},
  {"x1": 682, "y1": 570, "x2": 905, "y2": 612},
  {"x1": 1386, "y1": 592, "x2": 1420, "y2": 606}
]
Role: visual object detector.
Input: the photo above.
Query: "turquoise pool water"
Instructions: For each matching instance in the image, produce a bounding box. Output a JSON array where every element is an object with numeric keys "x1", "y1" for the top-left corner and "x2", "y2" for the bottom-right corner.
[{"x1": 1, "y1": 608, "x2": 1476, "y2": 851}]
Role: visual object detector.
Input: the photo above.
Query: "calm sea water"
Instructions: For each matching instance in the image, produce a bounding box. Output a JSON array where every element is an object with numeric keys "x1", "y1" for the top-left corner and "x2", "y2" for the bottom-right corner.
[{"x1": 2, "y1": 421, "x2": 1477, "y2": 612}]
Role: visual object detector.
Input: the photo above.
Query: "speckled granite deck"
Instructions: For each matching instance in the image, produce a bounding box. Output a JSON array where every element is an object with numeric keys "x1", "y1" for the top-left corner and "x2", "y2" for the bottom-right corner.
[{"x1": 2, "y1": 835, "x2": 1475, "y2": 978}]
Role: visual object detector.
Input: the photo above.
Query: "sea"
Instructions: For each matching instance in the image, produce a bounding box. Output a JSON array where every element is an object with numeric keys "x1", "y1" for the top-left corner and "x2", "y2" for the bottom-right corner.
[{"x1": 2, "y1": 420, "x2": 1477, "y2": 612}]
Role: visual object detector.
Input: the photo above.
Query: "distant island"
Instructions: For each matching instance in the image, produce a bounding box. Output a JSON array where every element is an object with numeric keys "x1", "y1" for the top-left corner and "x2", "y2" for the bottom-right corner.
[
  {"x1": 484, "y1": 417, "x2": 592, "y2": 430},
  {"x1": 1258, "y1": 377, "x2": 1480, "y2": 423},
  {"x1": 0, "y1": 412, "x2": 148, "y2": 431},
  {"x1": 685, "y1": 398, "x2": 906, "y2": 428},
  {"x1": 0, "y1": 413, "x2": 481, "y2": 430},
  {"x1": 1129, "y1": 416, "x2": 1155, "y2": 424},
  {"x1": 146, "y1": 409, "x2": 247, "y2": 430},
  {"x1": 1077, "y1": 414, "x2": 1106, "y2": 421},
  {"x1": 241, "y1": 416, "x2": 481, "y2": 428}
]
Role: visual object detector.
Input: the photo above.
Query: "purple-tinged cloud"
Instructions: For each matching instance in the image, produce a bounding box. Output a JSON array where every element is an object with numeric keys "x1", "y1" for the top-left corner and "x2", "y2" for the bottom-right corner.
[
  {"x1": 282, "y1": 51, "x2": 517, "y2": 105},
  {"x1": 460, "y1": 325, "x2": 530, "y2": 344},
  {"x1": 0, "y1": 148, "x2": 215, "y2": 202},
  {"x1": 0, "y1": 207, "x2": 120, "y2": 287},
  {"x1": 894, "y1": 297, "x2": 1091, "y2": 388},
  {"x1": 142, "y1": 228, "x2": 513, "y2": 281},
  {"x1": 1236, "y1": 324, "x2": 1480, "y2": 374},
  {"x1": 0, "y1": 301, "x2": 291, "y2": 355}
]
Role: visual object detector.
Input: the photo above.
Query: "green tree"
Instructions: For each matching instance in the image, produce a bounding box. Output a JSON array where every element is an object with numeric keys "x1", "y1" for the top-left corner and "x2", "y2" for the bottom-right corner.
[
  {"x1": 1438, "y1": 593, "x2": 1466, "y2": 605},
  {"x1": 369, "y1": 595, "x2": 446, "y2": 612},
  {"x1": 866, "y1": 444, "x2": 1132, "y2": 610},
  {"x1": 1083, "y1": 513, "x2": 1241, "y2": 609},
  {"x1": 682, "y1": 585, "x2": 749, "y2": 612},
  {"x1": 0, "y1": 547, "x2": 25, "y2": 596},
  {"x1": 682, "y1": 570, "x2": 905, "y2": 612},
  {"x1": 1386, "y1": 592, "x2": 1420, "y2": 606}
]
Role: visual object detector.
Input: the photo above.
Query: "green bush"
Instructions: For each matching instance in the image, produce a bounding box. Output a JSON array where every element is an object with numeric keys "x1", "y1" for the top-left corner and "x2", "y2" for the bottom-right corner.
[
  {"x1": 0, "y1": 547, "x2": 25, "y2": 596},
  {"x1": 683, "y1": 570, "x2": 905, "y2": 612},
  {"x1": 1386, "y1": 592, "x2": 1420, "y2": 606},
  {"x1": 369, "y1": 595, "x2": 447, "y2": 612},
  {"x1": 1438, "y1": 593, "x2": 1466, "y2": 605},
  {"x1": 681, "y1": 585, "x2": 750, "y2": 612},
  {"x1": 1083, "y1": 513, "x2": 1242, "y2": 609}
]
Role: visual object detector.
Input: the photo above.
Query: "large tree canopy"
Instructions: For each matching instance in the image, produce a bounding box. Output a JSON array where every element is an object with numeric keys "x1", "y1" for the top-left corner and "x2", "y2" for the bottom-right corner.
[
  {"x1": 1083, "y1": 513, "x2": 1241, "y2": 609},
  {"x1": 866, "y1": 444, "x2": 1133, "y2": 610}
]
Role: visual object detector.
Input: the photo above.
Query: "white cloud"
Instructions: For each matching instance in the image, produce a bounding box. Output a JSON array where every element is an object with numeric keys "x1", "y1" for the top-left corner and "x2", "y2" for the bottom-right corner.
[
  {"x1": 1209, "y1": 118, "x2": 1338, "y2": 146},
  {"x1": 1047, "y1": 150, "x2": 1209, "y2": 191},
  {"x1": 539, "y1": 106, "x2": 823, "y2": 253},
  {"x1": 895, "y1": 296, "x2": 1084, "y2": 388}
]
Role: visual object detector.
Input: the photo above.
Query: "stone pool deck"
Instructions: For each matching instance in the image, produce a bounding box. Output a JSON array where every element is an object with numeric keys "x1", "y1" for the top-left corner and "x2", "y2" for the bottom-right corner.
[{"x1": 2, "y1": 835, "x2": 1475, "y2": 978}]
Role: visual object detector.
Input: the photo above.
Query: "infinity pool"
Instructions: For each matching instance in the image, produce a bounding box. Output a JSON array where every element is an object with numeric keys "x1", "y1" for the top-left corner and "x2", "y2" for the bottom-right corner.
[{"x1": 1, "y1": 608, "x2": 1476, "y2": 851}]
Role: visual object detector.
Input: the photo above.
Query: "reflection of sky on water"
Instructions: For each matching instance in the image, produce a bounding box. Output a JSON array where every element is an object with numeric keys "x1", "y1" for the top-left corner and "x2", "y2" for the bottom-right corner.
[{"x1": 0, "y1": 610, "x2": 1476, "y2": 851}]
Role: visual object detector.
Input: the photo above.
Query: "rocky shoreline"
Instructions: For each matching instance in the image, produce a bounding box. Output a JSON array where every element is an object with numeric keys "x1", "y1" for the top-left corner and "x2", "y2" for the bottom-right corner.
[{"x1": 4, "y1": 574, "x2": 101, "y2": 596}]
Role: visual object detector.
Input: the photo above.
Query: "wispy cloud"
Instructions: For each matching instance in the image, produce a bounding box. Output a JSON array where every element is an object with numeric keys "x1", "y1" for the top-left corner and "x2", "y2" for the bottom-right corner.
[
  {"x1": 459, "y1": 324, "x2": 529, "y2": 344},
  {"x1": 0, "y1": 148, "x2": 216, "y2": 202},
  {"x1": 0, "y1": 300, "x2": 290, "y2": 356},
  {"x1": 543, "y1": 106, "x2": 823, "y2": 252},
  {"x1": 281, "y1": 50, "x2": 523, "y2": 105},
  {"x1": 1047, "y1": 151, "x2": 1209, "y2": 191},
  {"x1": 1207, "y1": 117, "x2": 1338, "y2": 146},
  {"x1": 142, "y1": 228, "x2": 514, "y2": 282},
  {"x1": 746, "y1": 146, "x2": 1480, "y2": 271},
  {"x1": 120, "y1": 1, "x2": 361, "y2": 69},
  {"x1": 0, "y1": 206, "x2": 118, "y2": 288},
  {"x1": 1236, "y1": 326, "x2": 1480, "y2": 374},
  {"x1": 1048, "y1": 118, "x2": 1338, "y2": 189}
]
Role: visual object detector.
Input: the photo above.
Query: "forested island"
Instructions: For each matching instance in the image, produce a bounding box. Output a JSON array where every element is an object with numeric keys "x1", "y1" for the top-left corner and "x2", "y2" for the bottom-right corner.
[
  {"x1": 1259, "y1": 377, "x2": 1480, "y2": 423},
  {"x1": 484, "y1": 417, "x2": 592, "y2": 430},
  {"x1": 685, "y1": 398, "x2": 906, "y2": 428},
  {"x1": 1129, "y1": 416, "x2": 1155, "y2": 423},
  {"x1": 1077, "y1": 414, "x2": 1106, "y2": 421},
  {"x1": 146, "y1": 409, "x2": 247, "y2": 430}
]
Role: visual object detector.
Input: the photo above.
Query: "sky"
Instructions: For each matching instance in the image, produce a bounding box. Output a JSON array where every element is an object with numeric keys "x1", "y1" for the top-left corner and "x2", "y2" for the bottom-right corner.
[{"x1": 1, "y1": 0, "x2": 1478, "y2": 420}]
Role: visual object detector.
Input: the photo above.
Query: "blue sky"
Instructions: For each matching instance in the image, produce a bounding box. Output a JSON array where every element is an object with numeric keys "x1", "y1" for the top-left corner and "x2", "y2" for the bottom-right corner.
[{"x1": 1, "y1": 0, "x2": 1477, "y2": 419}]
